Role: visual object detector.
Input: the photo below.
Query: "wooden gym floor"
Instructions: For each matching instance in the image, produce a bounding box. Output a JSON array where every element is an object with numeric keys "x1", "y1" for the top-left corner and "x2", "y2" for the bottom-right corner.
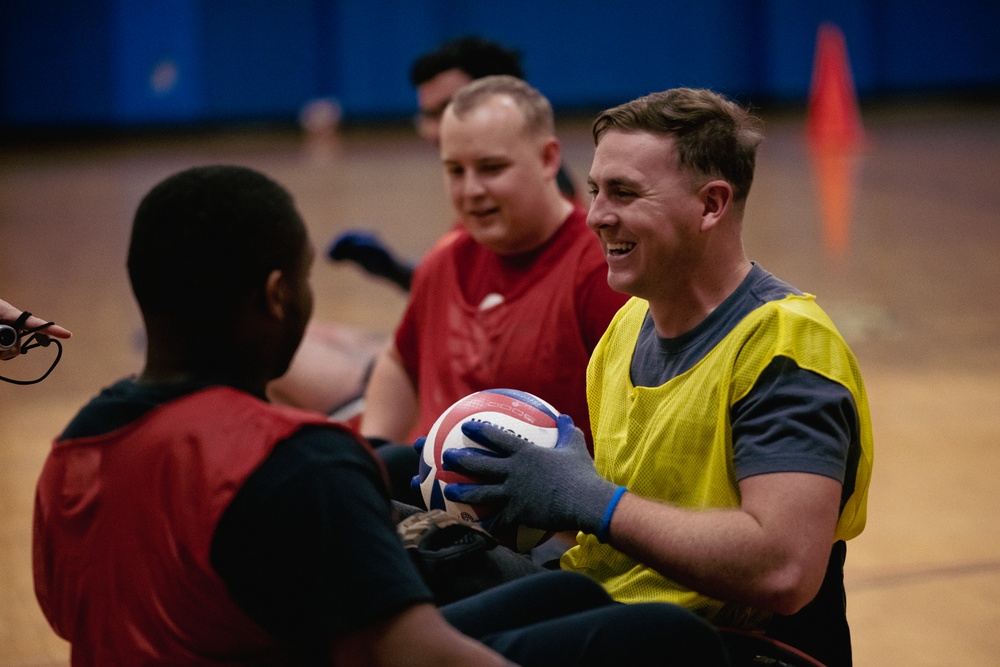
[{"x1": 2, "y1": 97, "x2": 998, "y2": 665}]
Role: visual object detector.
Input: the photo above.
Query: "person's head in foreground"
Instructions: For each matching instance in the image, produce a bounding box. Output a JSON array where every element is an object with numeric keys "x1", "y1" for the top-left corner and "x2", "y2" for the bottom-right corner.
[{"x1": 127, "y1": 164, "x2": 314, "y2": 390}]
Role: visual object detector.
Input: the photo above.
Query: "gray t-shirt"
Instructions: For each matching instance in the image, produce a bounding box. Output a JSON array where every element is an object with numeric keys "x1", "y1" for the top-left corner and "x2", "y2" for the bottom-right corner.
[{"x1": 629, "y1": 264, "x2": 859, "y2": 504}]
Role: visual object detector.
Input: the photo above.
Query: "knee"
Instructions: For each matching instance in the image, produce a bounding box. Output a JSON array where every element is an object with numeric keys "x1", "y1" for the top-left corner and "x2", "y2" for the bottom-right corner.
[
  {"x1": 611, "y1": 603, "x2": 730, "y2": 666},
  {"x1": 528, "y1": 570, "x2": 613, "y2": 609}
]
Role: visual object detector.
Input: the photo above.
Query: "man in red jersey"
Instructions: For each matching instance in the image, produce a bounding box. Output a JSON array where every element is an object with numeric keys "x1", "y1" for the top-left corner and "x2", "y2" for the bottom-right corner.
[
  {"x1": 361, "y1": 76, "x2": 627, "y2": 484},
  {"x1": 31, "y1": 165, "x2": 510, "y2": 667},
  {"x1": 273, "y1": 38, "x2": 582, "y2": 420},
  {"x1": 328, "y1": 36, "x2": 579, "y2": 291}
]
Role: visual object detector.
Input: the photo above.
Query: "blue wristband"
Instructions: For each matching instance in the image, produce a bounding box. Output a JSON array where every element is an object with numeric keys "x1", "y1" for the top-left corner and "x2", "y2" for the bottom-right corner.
[{"x1": 596, "y1": 486, "x2": 627, "y2": 543}]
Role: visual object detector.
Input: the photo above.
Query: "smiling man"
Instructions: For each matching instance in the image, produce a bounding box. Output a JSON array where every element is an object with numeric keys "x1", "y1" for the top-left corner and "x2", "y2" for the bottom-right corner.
[
  {"x1": 361, "y1": 75, "x2": 627, "y2": 473},
  {"x1": 328, "y1": 37, "x2": 578, "y2": 293},
  {"x1": 443, "y1": 88, "x2": 875, "y2": 667}
]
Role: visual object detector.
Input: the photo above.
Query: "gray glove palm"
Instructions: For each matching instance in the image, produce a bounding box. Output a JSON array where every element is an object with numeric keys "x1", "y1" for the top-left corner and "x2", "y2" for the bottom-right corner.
[{"x1": 442, "y1": 414, "x2": 623, "y2": 538}]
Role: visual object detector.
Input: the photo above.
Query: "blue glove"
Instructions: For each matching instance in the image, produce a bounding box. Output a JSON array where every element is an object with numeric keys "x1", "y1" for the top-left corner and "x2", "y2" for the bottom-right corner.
[{"x1": 443, "y1": 414, "x2": 626, "y2": 540}]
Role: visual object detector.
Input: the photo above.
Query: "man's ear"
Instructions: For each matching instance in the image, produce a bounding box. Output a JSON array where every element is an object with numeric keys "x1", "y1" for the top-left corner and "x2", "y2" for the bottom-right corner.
[
  {"x1": 263, "y1": 269, "x2": 286, "y2": 319},
  {"x1": 540, "y1": 137, "x2": 562, "y2": 178},
  {"x1": 699, "y1": 180, "x2": 734, "y2": 231}
]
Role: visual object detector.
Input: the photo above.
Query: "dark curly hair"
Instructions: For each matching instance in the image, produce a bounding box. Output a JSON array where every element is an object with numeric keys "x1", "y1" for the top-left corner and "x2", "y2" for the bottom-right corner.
[
  {"x1": 127, "y1": 165, "x2": 307, "y2": 318},
  {"x1": 410, "y1": 36, "x2": 524, "y2": 87}
]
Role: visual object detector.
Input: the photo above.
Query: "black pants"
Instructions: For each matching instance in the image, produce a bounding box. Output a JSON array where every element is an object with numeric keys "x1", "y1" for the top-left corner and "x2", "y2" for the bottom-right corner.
[{"x1": 442, "y1": 570, "x2": 730, "y2": 666}]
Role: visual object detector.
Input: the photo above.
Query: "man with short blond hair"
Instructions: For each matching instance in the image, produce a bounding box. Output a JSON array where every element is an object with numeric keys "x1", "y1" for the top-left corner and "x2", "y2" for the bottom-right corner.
[{"x1": 362, "y1": 76, "x2": 627, "y2": 457}]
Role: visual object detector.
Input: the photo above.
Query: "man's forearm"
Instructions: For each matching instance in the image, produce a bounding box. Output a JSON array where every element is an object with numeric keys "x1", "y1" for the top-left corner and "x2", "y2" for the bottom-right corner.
[
  {"x1": 604, "y1": 472, "x2": 841, "y2": 615},
  {"x1": 361, "y1": 348, "x2": 419, "y2": 441}
]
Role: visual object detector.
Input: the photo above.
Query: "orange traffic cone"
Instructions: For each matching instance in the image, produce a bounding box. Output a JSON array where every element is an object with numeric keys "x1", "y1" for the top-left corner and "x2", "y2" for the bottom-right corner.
[
  {"x1": 812, "y1": 149, "x2": 860, "y2": 258},
  {"x1": 807, "y1": 23, "x2": 864, "y2": 258},
  {"x1": 807, "y1": 22, "x2": 865, "y2": 150}
]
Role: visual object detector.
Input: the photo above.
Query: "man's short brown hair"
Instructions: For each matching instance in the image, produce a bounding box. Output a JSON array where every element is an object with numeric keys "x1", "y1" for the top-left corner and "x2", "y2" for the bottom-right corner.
[{"x1": 593, "y1": 88, "x2": 764, "y2": 202}]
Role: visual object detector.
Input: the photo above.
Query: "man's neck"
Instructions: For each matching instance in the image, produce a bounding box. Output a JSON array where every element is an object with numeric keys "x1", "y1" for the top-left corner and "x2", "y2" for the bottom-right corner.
[
  {"x1": 647, "y1": 259, "x2": 753, "y2": 339},
  {"x1": 530, "y1": 194, "x2": 575, "y2": 250},
  {"x1": 139, "y1": 344, "x2": 270, "y2": 398}
]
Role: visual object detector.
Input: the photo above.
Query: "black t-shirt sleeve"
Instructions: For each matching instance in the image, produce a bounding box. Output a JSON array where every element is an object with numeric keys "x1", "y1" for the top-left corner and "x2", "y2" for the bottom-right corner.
[
  {"x1": 210, "y1": 425, "x2": 432, "y2": 655},
  {"x1": 731, "y1": 356, "x2": 858, "y2": 487}
]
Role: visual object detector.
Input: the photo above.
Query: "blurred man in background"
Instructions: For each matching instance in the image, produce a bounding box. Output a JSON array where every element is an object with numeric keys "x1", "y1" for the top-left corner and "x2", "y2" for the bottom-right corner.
[
  {"x1": 272, "y1": 37, "x2": 582, "y2": 422},
  {"x1": 329, "y1": 36, "x2": 577, "y2": 290},
  {"x1": 360, "y1": 75, "x2": 626, "y2": 511}
]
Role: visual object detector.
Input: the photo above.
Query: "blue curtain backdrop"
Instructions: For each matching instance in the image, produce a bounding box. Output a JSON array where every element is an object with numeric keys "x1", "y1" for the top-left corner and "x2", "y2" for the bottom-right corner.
[{"x1": 2, "y1": 0, "x2": 998, "y2": 129}]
